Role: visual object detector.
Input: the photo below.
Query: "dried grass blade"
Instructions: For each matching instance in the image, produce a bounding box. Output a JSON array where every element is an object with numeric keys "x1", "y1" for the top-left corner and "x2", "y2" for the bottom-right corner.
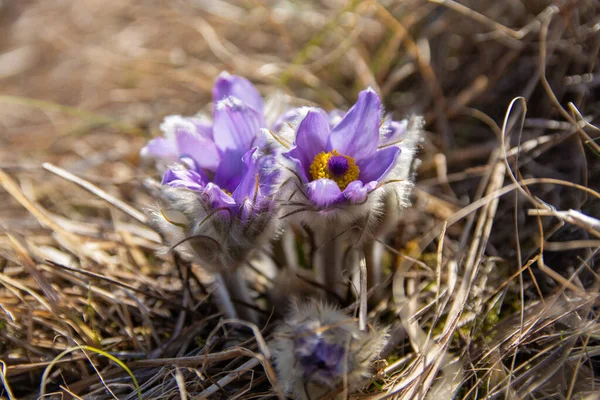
[
  {"x1": 43, "y1": 163, "x2": 148, "y2": 224},
  {"x1": 39, "y1": 345, "x2": 142, "y2": 400}
]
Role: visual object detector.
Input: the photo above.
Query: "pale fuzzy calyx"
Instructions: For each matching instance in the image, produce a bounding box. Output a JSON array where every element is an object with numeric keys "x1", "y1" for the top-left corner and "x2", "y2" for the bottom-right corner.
[
  {"x1": 270, "y1": 301, "x2": 388, "y2": 400},
  {"x1": 149, "y1": 185, "x2": 279, "y2": 273}
]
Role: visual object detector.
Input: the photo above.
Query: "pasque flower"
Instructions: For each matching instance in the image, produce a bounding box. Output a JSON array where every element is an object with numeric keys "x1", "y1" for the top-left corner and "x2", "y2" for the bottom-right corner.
[
  {"x1": 145, "y1": 73, "x2": 278, "y2": 268},
  {"x1": 283, "y1": 88, "x2": 420, "y2": 210},
  {"x1": 160, "y1": 95, "x2": 274, "y2": 209},
  {"x1": 271, "y1": 301, "x2": 387, "y2": 399},
  {"x1": 141, "y1": 71, "x2": 266, "y2": 174},
  {"x1": 274, "y1": 89, "x2": 422, "y2": 297},
  {"x1": 142, "y1": 73, "x2": 279, "y2": 322}
]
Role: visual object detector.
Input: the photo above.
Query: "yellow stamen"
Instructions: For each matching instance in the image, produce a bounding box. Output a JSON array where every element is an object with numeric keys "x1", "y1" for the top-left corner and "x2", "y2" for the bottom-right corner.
[{"x1": 309, "y1": 150, "x2": 360, "y2": 190}]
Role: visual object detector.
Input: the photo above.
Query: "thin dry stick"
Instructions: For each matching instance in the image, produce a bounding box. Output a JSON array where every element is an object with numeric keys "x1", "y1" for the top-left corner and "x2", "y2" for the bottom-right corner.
[
  {"x1": 125, "y1": 348, "x2": 250, "y2": 369},
  {"x1": 43, "y1": 260, "x2": 174, "y2": 305},
  {"x1": 566, "y1": 333, "x2": 592, "y2": 400},
  {"x1": 434, "y1": 221, "x2": 447, "y2": 312},
  {"x1": 174, "y1": 368, "x2": 188, "y2": 400},
  {"x1": 537, "y1": 12, "x2": 600, "y2": 155},
  {"x1": 43, "y1": 162, "x2": 148, "y2": 224},
  {"x1": 6, "y1": 234, "x2": 61, "y2": 305},
  {"x1": 542, "y1": 240, "x2": 600, "y2": 251},
  {"x1": 0, "y1": 361, "x2": 16, "y2": 400},
  {"x1": 374, "y1": 3, "x2": 450, "y2": 147},
  {"x1": 358, "y1": 252, "x2": 367, "y2": 332},
  {"x1": 528, "y1": 209, "x2": 600, "y2": 239},
  {"x1": 419, "y1": 176, "x2": 600, "y2": 252},
  {"x1": 456, "y1": 148, "x2": 499, "y2": 252},
  {"x1": 65, "y1": 347, "x2": 254, "y2": 395},
  {"x1": 395, "y1": 161, "x2": 505, "y2": 399},
  {"x1": 0, "y1": 169, "x2": 79, "y2": 242},
  {"x1": 499, "y1": 94, "x2": 530, "y2": 397},
  {"x1": 204, "y1": 318, "x2": 285, "y2": 400},
  {"x1": 198, "y1": 357, "x2": 260, "y2": 398},
  {"x1": 429, "y1": 1, "x2": 557, "y2": 41}
]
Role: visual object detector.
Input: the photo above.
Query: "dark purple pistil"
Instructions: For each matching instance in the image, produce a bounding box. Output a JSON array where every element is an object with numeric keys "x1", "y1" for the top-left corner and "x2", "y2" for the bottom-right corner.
[
  {"x1": 327, "y1": 155, "x2": 349, "y2": 176},
  {"x1": 297, "y1": 340, "x2": 345, "y2": 376}
]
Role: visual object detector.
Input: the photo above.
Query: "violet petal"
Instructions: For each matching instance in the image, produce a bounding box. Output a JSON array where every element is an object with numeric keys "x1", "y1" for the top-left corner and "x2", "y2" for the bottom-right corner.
[
  {"x1": 381, "y1": 119, "x2": 408, "y2": 146},
  {"x1": 213, "y1": 97, "x2": 263, "y2": 158},
  {"x1": 162, "y1": 168, "x2": 205, "y2": 192},
  {"x1": 213, "y1": 72, "x2": 264, "y2": 115},
  {"x1": 156, "y1": 115, "x2": 219, "y2": 170},
  {"x1": 159, "y1": 115, "x2": 195, "y2": 142},
  {"x1": 175, "y1": 128, "x2": 220, "y2": 171},
  {"x1": 285, "y1": 109, "x2": 330, "y2": 181},
  {"x1": 213, "y1": 149, "x2": 244, "y2": 194},
  {"x1": 231, "y1": 147, "x2": 259, "y2": 204},
  {"x1": 271, "y1": 108, "x2": 304, "y2": 133},
  {"x1": 306, "y1": 179, "x2": 343, "y2": 208},
  {"x1": 357, "y1": 146, "x2": 400, "y2": 183},
  {"x1": 282, "y1": 153, "x2": 309, "y2": 183},
  {"x1": 327, "y1": 89, "x2": 381, "y2": 161},
  {"x1": 342, "y1": 180, "x2": 377, "y2": 204},
  {"x1": 188, "y1": 117, "x2": 214, "y2": 140},
  {"x1": 203, "y1": 182, "x2": 237, "y2": 210},
  {"x1": 140, "y1": 137, "x2": 178, "y2": 161},
  {"x1": 257, "y1": 153, "x2": 279, "y2": 191}
]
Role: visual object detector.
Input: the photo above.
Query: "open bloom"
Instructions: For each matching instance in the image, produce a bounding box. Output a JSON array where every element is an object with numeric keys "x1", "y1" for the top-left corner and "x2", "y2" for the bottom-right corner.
[
  {"x1": 276, "y1": 89, "x2": 422, "y2": 249},
  {"x1": 271, "y1": 301, "x2": 387, "y2": 399},
  {"x1": 285, "y1": 88, "x2": 418, "y2": 208}
]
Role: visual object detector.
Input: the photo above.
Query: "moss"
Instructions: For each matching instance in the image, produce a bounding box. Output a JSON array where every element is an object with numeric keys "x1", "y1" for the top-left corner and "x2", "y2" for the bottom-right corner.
[{"x1": 195, "y1": 336, "x2": 206, "y2": 348}]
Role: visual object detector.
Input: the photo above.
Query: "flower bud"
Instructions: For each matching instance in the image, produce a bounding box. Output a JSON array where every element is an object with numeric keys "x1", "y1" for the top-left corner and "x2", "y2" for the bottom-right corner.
[{"x1": 271, "y1": 301, "x2": 387, "y2": 399}]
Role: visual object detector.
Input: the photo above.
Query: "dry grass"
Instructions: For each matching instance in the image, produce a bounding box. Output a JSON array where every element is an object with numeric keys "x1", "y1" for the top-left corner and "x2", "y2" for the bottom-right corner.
[{"x1": 0, "y1": 0, "x2": 599, "y2": 398}]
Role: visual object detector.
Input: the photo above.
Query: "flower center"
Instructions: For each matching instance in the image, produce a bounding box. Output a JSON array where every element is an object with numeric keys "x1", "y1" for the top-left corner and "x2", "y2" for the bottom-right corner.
[
  {"x1": 309, "y1": 150, "x2": 360, "y2": 190},
  {"x1": 327, "y1": 155, "x2": 349, "y2": 176}
]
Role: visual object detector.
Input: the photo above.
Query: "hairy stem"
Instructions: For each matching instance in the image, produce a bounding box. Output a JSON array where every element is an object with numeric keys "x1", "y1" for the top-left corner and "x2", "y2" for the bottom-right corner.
[
  {"x1": 365, "y1": 240, "x2": 384, "y2": 305},
  {"x1": 314, "y1": 224, "x2": 346, "y2": 299},
  {"x1": 221, "y1": 269, "x2": 259, "y2": 324},
  {"x1": 213, "y1": 273, "x2": 238, "y2": 319},
  {"x1": 358, "y1": 251, "x2": 367, "y2": 332},
  {"x1": 281, "y1": 225, "x2": 298, "y2": 271}
]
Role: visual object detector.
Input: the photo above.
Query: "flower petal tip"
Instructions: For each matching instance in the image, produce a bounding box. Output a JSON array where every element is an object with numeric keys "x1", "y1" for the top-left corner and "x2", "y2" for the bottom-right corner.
[{"x1": 306, "y1": 179, "x2": 342, "y2": 208}]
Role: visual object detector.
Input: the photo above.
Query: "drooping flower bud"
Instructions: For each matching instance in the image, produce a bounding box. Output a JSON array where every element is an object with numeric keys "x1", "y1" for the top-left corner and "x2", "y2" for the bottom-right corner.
[{"x1": 270, "y1": 301, "x2": 387, "y2": 399}]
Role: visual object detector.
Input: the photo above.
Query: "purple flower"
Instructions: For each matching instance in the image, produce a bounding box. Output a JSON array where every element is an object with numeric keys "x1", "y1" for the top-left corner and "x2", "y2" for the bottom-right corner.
[
  {"x1": 212, "y1": 71, "x2": 265, "y2": 118},
  {"x1": 284, "y1": 89, "x2": 402, "y2": 208},
  {"x1": 141, "y1": 72, "x2": 276, "y2": 217},
  {"x1": 144, "y1": 73, "x2": 282, "y2": 273},
  {"x1": 294, "y1": 326, "x2": 346, "y2": 380},
  {"x1": 160, "y1": 97, "x2": 276, "y2": 217},
  {"x1": 271, "y1": 301, "x2": 388, "y2": 399},
  {"x1": 140, "y1": 72, "x2": 265, "y2": 174},
  {"x1": 141, "y1": 116, "x2": 219, "y2": 172},
  {"x1": 380, "y1": 118, "x2": 408, "y2": 147}
]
